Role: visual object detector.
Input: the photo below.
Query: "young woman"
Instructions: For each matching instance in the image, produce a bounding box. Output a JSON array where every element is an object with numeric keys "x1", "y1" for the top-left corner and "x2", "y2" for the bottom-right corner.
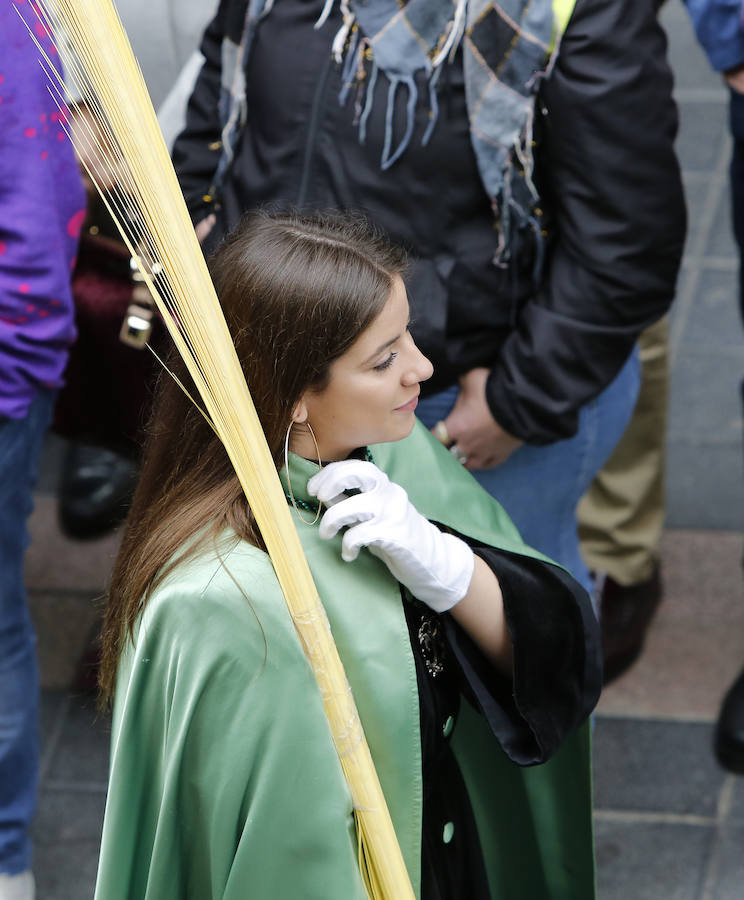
[{"x1": 94, "y1": 212, "x2": 601, "y2": 900}]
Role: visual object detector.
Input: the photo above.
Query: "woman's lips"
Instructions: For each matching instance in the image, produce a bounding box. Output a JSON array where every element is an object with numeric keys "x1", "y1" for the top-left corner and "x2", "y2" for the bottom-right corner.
[{"x1": 395, "y1": 395, "x2": 419, "y2": 413}]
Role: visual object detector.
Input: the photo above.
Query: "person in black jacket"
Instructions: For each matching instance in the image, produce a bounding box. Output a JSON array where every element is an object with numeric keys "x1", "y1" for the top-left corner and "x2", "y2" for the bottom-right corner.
[
  {"x1": 685, "y1": 0, "x2": 744, "y2": 774},
  {"x1": 172, "y1": 0, "x2": 686, "y2": 600}
]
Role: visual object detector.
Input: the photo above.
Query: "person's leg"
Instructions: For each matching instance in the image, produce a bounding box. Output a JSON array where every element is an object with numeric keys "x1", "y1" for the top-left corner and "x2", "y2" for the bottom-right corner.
[
  {"x1": 577, "y1": 318, "x2": 668, "y2": 585},
  {"x1": 418, "y1": 351, "x2": 641, "y2": 595},
  {"x1": 0, "y1": 389, "x2": 55, "y2": 884},
  {"x1": 713, "y1": 89, "x2": 744, "y2": 773},
  {"x1": 731, "y1": 93, "x2": 744, "y2": 326},
  {"x1": 574, "y1": 319, "x2": 669, "y2": 681}
]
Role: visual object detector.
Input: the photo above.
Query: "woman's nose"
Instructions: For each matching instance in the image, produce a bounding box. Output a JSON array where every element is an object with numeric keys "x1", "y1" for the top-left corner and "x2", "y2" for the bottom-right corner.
[{"x1": 402, "y1": 335, "x2": 434, "y2": 384}]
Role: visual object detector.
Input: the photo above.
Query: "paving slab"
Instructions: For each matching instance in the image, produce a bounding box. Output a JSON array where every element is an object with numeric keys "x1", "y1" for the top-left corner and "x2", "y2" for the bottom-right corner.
[
  {"x1": 43, "y1": 695, "x2": 110, "y2": 787},
  {"x1": 662, "y1": 0, "x2": 723, "y2": 92},
  {"x1": 593, "y1": 718, "x2": 724, "y2": 817},
  {"x1": 39, "y1": 690, "x2": 67, "y2": 753},
  {"x1": 31, "y1": 836, "x2": 101, "y2": 900},
  {"x1": 25, "y1": 494, "x2": 117, "y2": 690},
  {"x1": 25, "y1": 497, "x2": 122, "y2": 594},
  {"x1": 599, "y1": 530, "x2": 744, "y2": 721},
  {"x1": 29, "y1": 591, "x2": 102, "y2": 690},
  {"x1": 676, "y1": 265, "x2": 744, "y2": 350},
  {"x1": 32, "y1": 690, "x2": 108, "y2": 900},
  {"x1": 33, "y1": 790, "x2": 107, "y2": 847},
  {"x1": 668, "y1": 350, "x2": 744, "y2": 444},
  {"x1": 35, "y1": 432, "x2": 66, "y2": 496},
  {"x1": 666, "y1": 447, "x2": 744, "y2": 531},
  {"x1": 705, "y1": 825, "x2": 744, "y2": 900},
  {"x1": 682, "y1": 174, "x2": 725, "y2": 254},
  {"x1": 594, "y1": 819, "x2": 713, "y2": 900},
  {"x1": 675, "y1": 100, "x2": 730, "y2": 173},
  {"x1": 705, "y1": 189, "x2": 739, "y2": 260},
  {"x1": 726, "y1": 778, "x2": 744, "y2": 825}
]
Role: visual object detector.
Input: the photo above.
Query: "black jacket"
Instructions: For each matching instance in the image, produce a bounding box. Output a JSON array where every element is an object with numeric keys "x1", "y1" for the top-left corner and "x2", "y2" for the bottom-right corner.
[{"x1": 173, "y1": 0, "x2": 686, "y2": 444}]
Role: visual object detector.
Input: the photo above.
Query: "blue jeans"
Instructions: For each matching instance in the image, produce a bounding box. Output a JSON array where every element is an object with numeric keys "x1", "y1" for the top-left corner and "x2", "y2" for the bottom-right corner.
[
  {"x1": 417, "y1": 352, "x2": 640, "y2": 593},
  {"x1": 0, "y1": 388, "x2": 54, "y2": 875}
]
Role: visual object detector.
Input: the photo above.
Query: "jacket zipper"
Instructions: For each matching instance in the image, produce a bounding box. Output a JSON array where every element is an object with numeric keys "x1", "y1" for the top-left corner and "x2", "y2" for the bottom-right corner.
[{"x1": 296, "y1": 50, "x2": 335, "y2": 207}]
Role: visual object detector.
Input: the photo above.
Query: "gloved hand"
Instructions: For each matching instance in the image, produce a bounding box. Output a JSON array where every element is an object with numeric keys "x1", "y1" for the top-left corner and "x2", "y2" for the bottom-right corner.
[{"x1": 307, "y1": 460, "x2": 475, "y2": 613}]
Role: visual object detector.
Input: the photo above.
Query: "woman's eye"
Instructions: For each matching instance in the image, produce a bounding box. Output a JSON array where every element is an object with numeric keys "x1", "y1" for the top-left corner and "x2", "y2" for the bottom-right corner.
[{"x1": 373, "y1": 351, "x2": 397, "y2": 371}]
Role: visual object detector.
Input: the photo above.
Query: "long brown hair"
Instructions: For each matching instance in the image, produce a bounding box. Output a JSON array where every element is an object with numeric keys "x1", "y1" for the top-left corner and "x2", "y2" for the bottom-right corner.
[{"x1": 100, "y1": 211, "x2": 407, "y2": 703}]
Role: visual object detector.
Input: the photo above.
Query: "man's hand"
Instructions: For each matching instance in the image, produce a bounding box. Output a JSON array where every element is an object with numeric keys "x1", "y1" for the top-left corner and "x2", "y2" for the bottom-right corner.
[
  {"x1": 724, "y1": 63, "x2": 744, "y2": 94},
  {"x1": 434, "y1": 368, "x2": 522, "y2": 470},
  {"x1": 195, "y1": 213, "x2": 217, "y2": 245}
]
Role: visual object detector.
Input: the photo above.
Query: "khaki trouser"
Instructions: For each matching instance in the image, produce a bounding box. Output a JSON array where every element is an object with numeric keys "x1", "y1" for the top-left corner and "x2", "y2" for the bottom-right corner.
[{"x1": 577, "y1": 317, "x2": 669, "y2": 586}]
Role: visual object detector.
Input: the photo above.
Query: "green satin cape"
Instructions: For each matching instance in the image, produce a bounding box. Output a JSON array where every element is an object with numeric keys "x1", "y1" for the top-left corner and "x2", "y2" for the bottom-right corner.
[{"x1": 94, "y1": 421, "x2": 596, "y2": 899}]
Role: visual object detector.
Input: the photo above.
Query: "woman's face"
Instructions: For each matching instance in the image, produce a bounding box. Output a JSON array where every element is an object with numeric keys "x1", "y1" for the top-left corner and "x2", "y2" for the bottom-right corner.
[{"x1": 294, "y1": 275, "x2": 434, "y2": 461}]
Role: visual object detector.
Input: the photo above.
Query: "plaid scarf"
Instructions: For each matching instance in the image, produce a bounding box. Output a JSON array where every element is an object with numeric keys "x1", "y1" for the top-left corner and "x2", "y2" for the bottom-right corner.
[{"x1": 215, "y1": 0, "x2": 563, "y2": 268}]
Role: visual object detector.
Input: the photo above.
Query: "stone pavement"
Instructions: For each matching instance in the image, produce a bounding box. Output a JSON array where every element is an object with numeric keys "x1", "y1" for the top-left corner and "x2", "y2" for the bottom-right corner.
[{"x1": 20, "y1": 0, "x2": 744, "y2": 897}]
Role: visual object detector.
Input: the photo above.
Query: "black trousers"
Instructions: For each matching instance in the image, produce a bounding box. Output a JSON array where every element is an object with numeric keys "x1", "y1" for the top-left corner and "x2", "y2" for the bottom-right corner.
[{"x1": 730, "y1": 89, "x2": 744, "y2": 323}]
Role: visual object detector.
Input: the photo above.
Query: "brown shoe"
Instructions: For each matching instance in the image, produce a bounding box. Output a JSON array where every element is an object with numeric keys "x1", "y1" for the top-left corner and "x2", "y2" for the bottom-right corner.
[{"x1": 597, "y1": 564, "x2": 663, "y2": 685}]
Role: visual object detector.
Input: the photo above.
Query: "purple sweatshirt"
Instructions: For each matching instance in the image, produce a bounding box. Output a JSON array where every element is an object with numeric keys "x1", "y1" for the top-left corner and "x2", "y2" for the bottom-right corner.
[{"x1": 0, "y1": 1, "x2": 86, "y2": 419}]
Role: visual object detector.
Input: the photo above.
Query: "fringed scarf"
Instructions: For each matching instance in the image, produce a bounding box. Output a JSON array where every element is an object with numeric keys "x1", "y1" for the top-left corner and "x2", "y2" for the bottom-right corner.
[{"x1": 214, "y1": 0, "x2": 565, "y2": 268}]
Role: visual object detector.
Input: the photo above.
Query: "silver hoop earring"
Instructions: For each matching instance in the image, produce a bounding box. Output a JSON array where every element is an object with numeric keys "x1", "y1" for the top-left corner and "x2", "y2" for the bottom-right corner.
[{"x1": 284, "y1": 419, "x2": 323, "y2": 526}]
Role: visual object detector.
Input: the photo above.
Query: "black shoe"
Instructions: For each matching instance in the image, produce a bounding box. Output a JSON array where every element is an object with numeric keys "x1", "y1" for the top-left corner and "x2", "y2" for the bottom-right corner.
[
  {"x1": 714, "y1": 667, "x2": 744, "y2": 774},
  {"x1": 58, "y1": 442, "x2": 138, "y2": 539},
  {"x1": 598, "y1": 564, "x2": 663, "y2": 685}
]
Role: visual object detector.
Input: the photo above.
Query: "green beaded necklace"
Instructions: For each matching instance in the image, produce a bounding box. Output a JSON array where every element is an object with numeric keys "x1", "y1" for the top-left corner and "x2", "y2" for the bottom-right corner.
[{"x1": 285, "y1": 447, "x2": 376, "y2": 518}]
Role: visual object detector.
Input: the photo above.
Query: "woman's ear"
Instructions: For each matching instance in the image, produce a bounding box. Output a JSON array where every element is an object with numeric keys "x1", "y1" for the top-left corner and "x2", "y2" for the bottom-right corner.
[{"x1": 291, "y1": 398, "x2": 309, "y2": 424}]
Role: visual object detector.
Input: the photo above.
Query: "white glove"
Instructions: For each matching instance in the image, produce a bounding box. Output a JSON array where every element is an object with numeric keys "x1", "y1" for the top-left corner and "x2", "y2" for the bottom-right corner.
[{"x1": 307, "y1": 460, "x2": 475, "y2": 613}]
